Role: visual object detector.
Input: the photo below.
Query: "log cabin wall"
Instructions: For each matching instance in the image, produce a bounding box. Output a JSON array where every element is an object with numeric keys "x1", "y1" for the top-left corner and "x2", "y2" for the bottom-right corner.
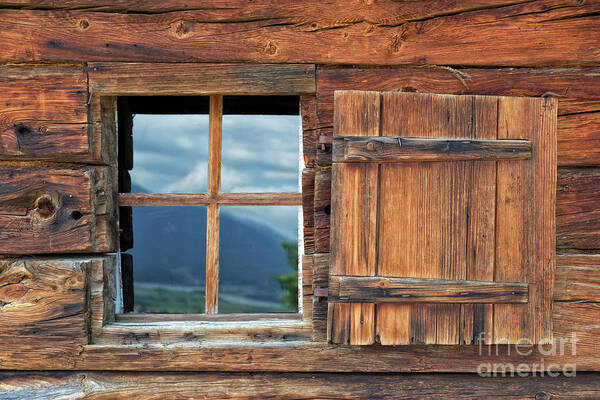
[{"x1": 1, "y1": 1, "x2": 600, "y2": 398}]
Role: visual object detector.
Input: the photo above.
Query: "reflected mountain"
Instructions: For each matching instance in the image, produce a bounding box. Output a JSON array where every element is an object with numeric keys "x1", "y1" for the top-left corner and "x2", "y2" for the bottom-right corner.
[{"x1": 126, "y1": 183, "x2": 295, "y2": 312}]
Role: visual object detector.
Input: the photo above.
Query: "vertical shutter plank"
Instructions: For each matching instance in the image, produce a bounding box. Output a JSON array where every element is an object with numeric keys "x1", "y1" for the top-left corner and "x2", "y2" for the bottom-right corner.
[
  {"x1": 463, "y1": 96, "x2": 498, "y2": 344},
  {"x1": 531, "y1": 97, "x2": 557, "y2": 343},
  {"x1": 495, "y1": 97, "x2": 534, "y2": 344},
  {"x1": 329, "y1": 91, "x2": 379, "y2": 344}
]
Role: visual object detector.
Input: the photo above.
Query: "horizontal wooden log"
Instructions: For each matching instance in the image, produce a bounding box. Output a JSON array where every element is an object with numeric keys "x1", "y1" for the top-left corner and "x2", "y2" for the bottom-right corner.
[
  {"x1": 317, "y1": 67, "x2": 600, "y2": 167},
  {"x1": 118, "y1": 192, "x2": 302, "y2": 206},
  {"x1": 555, "y1": 254, "x2": 600, "y2": 302},
  {"x1": 333, "y1": 137, "x2": 532, "y2": 162},
  {"x1": 1, "y1": 371, "x2": 600, "y2": 400},
  {"x1": 0, "y1": 0, "x2": 543, "y2": 17},
  {"x1": 0, "y1": 65, "x2": 106, "y2": 162},
  {"x1": 0, "y1": 258, "x2": 89, "y2": 340},
  {"x1": 1, "y1": 1, "x2": 599, "y2": 65},
  {"x1": 329, "y1": 276, "x2": 529, "y2": 303},
  {"x1": 0, "y1": 166, "x2": 117, "y2": 254},
  {"x1": 557, "y1": 168, "x2": 600, "y2": 250},
  {"x1": 89, "y1": 63, "x2": 315, "y2": 95},
  {"x1": 0, "y1": 255, "x2": 597, "y2": 372},
  {"x1": 0, "y1": 300, "x2": 598, "y2": 371}
]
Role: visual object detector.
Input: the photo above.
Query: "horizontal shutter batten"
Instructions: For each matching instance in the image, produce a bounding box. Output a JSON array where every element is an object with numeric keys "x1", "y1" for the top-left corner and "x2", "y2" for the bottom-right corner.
[
  {"x1": 333, "y1": 137, "x2": 532, "y2": 162},
  {"x1": 329, "y1": 276, "x2": 528, "y2": 303}
]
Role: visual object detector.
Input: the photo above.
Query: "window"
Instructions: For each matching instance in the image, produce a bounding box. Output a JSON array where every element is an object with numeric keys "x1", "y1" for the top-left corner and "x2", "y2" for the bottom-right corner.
[{"x1": 117, "y1": 95, "x2": 302, "y2": 316}]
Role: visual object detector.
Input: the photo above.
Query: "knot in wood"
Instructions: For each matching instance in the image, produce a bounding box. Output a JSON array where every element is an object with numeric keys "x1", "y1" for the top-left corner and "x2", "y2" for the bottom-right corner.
[
  {"x1": 264, "y1": 40, "x2": 279, "y2": 56},
  {"x1": 13, "y1": 123, "x2": 31, "y2": 136},
  {"x1": 174, "y1": 21, "x2": 190, "y2": 38},
  {"x1": 78, "y1": 19, "x2": 90, "y2": 30},
  {"x1": 34, "y1": 195, "x2": 56, "y2": 218},
  {"x1": 38, "y1": 126, "x2": 48, "y2": 135}
]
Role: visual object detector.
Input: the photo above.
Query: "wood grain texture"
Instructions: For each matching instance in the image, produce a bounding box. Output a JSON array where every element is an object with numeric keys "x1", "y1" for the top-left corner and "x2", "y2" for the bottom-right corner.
[
  {"x1": 0, "y1": 166, "x2": 117, "y2": 254},
  {"x1": 329, "y1": 276, "x2": 529, "y2": 303},
  {"x1": 0, "y1": 0, "x2": 549, "y2": 16},
  {"x1": 331, "y1": 92, "x2": 555, "y2": 345},
  {"x1": 1, "y1": 299, "x2": 598, "y2": 371},
  {"x1": 313, "y1": 169, "x2": 331, "y2": 253},
  {"x1": 2, "y1": 371, "x2": 600, "y2": 399},
  {"x1": 0, "y1": 65, "x2": 99, "y2": 162},
  {"x1": 333, "y1": 137, "x2": 532, "y2": 162},
  {"x1": 308, "y1": 166, "x2": 600, "y2": 257},
  {"x1": 89, "y1": 63, "x2": 315, "y2": 95},
  {"x1": 0, "y1": 258, "x2": 89, "y2": 344},
  {"x1": 118, "y1": 192, "x2": 302, "y2": 206},
  {"x1": 557, "y1": 168, "x2": 600, "y2": 250},
  {"x1": 302, "y1": 169, "x2": 315, "y2": 255},
  {"x1": 328, "y1": 91, "x2": 379, "y2": 345},
  {"x1": 1, "y1": 1, "x2": 599, "y2": 65},
  {"x1": 555, "y1": 254, "x2": 600, "y2": 302},
  {"x1": 206, "y1": 95, "x2": 222, "y2": 315},
  {"x1": 317, "y1": 67, "x2": 600, "y2": 167}
]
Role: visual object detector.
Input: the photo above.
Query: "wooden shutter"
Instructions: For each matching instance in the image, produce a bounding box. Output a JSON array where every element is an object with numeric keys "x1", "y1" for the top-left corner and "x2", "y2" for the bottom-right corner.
[{"x1": 328, "y1": 91, "x2": 557, "y2": 345}]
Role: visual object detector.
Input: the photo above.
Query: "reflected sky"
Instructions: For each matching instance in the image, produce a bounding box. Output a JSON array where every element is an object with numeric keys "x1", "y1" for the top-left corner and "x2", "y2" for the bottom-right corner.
[{"x1": 129, "y1": 113, "x2": 301, "y2": 239}]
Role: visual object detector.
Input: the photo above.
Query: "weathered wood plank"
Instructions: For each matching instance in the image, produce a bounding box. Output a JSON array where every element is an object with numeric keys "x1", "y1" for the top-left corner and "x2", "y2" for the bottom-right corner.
[
  {"x1": 0, "y1": 258, "x2": 89, "y2": 342},
  {"x1": 0, "y1": 166, "x2": 117, "y2": 254},
  {"x1": 1, "y1": 2, "x2": 599, "y2": 65},
  {"x1": 89, "y1": 63, "x2": 315, "y2": 95},
  {"x1": 557, "y1": 168, "x2": 600, "y2": 250},
  {"x1": 118, "y1": 192, "x2": 302, "y2": 206},
  {"x1": 328, "y1": 91, "x2": 379, "y2": 345},
  {"x1": 302, "y1": 169, "x2": 315, "y2": 255},
  {"x1": 3, "y1": 301, "x2": 597, "y2": 372},
  {"x1": 329, "y1": 276, "x2": 529, "y2": 303},
  {"x1": 555, "y1": 254, "x2": 600, "y2": 302},
  {"x1": 0, "y1": 65, "x2": 103, "y2": 162},
  {"x1": 0, "y1": 300, "x2": 598, "y2": 371},
  {"x1": 2, "y1": 371, "x2": 600, "y2": 399},
  {"x1": 333, "y1": 137, "x2": 532, "y2": 162},
  {"x1": 0, "y1": 0, "x2": 543, "y2": 17},
  {"x1": 317, "y1": 67, "x2": 600, "y2": 166}
]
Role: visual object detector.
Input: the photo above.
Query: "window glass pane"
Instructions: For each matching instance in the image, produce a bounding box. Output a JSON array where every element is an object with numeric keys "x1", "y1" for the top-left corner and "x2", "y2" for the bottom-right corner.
[
  {"x1": 130, "y1": 114, "x2": 210, "y2": 193},
  {"x1": 221, "y1": 113, "x2": 301, "y2": 193},
  {"x1": 125, "y1": 206, "x2": 207, "y2": 313},
  {"x1": 218, "y1": 206, "x2": 300, "y2": 313}
]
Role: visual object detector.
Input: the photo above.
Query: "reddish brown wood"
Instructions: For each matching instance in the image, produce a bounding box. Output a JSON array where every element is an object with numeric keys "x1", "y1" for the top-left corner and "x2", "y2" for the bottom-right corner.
[
  {"x1": 302, "y1": 169, "x2": 315, "y2": 255},
  {"x1": 118, "y1": 192, "x2": 302, "y2": 206},
  {"x1": 0, "y1": 65, "x2": 99, "y2": 162},
  {"x1": 0, "y1": 166, "x2": 117, "y2": 254},
  {"x1": 333, "y1": 137, "x2": 532, "y2": 162},
  {"x1": 317, "y1": 67, "x2": 600, "y2": 167},
  {"x1": 557, "y1": 168, "x2": 600, "y2": 250},
  {"x1": 328, "y1": 91, "x2": 380, "y2": 345},
  {"x1": 1, "y1": 2, "x2": 599, "y2": 65},
  {"x1": 206, "y1": 95, "x2": 222, "y2": 315},
  {"x1": 555, "y1": 254, "x2": 600, "y2": 301},
  {"x1": 89, "y1": 63, "x2": 315, "y2": 95},
  {"x1": 329, "y1": 276, "x2": 529, "y2": 303}
]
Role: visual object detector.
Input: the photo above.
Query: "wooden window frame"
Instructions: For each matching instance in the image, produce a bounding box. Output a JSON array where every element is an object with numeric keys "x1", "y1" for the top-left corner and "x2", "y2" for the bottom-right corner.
[
  {"x1": 87, "y1": 63, "x2": 316, "y2": 344},
  {"x1": 118, "y1": 95, "x2": 302, "y2": 316}
]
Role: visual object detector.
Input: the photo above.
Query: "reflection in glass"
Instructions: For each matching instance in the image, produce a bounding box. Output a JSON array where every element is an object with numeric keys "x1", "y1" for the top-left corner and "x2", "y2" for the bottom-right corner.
[
  {"x1": 131, "y1": 114, "x2": 210, "y2": 193},
  {"x1": 218, "y1": 206, "x2": 300, "y2": 314},
  {"x1": 126, "y1": 206, "x2": 207, "y2": 313},
  {"x1": 221, "y1": 114, "x2": 301, "y2": 193}
]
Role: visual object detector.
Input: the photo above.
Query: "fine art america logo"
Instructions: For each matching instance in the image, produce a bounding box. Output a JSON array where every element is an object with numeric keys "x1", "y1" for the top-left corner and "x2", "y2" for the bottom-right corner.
[{"x1": 477, "y1": 333, "x2": 578, "y2": 377}]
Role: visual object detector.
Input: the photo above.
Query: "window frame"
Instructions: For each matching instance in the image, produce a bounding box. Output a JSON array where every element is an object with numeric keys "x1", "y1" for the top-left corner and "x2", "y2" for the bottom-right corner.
[
  {"x1": 87, "y1": 63, "x2": 316, "y2": 344},
  {"x1": 118, "y1": 95, "x2": 303, "y2": 316}
]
